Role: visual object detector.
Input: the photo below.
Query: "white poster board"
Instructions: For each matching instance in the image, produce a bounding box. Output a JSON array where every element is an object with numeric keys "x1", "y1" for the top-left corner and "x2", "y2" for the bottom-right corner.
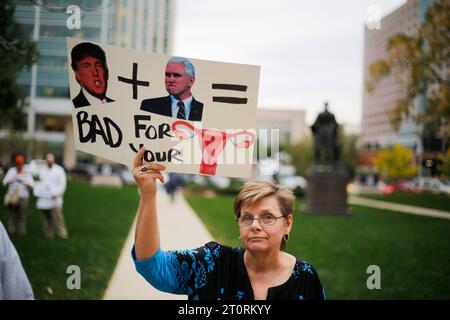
[{"x1": 67, "y1": 38, "x2": 260, "y2": 177}]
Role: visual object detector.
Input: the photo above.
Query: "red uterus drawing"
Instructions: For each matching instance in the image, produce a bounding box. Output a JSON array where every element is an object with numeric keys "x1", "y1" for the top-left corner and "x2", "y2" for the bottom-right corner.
[{"x1": 171, "y1": 120, "x2": 256, "y2": 176}]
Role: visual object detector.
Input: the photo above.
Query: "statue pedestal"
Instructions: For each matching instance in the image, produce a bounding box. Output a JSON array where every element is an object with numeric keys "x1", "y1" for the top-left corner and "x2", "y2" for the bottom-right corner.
[{"x1": 302, "y1": 165, "x2": 351, "y2": 215}]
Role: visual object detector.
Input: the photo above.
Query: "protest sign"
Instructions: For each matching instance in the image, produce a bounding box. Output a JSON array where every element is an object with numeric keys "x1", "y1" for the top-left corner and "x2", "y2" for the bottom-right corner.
[{"x1": 67, "y1": 38, "x2": 260, "y2": 177}]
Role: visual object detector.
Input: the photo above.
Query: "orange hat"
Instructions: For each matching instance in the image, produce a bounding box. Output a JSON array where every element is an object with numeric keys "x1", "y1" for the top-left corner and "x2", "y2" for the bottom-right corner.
[{"x1": 15, "y1": 155, "x2": 25, "y2": 165}]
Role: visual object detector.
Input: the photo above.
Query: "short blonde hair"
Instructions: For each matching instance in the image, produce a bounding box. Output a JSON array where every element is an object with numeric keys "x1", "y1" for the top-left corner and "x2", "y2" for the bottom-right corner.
[{"x1": 234, "y1": 181, "x2": 295, "y2": 219}]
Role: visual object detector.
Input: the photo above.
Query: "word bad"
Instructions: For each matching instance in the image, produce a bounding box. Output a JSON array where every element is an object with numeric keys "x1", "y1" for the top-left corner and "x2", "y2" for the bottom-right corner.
[{"x1": 76, "y1": 111, "x2": 123, "y2": 147}]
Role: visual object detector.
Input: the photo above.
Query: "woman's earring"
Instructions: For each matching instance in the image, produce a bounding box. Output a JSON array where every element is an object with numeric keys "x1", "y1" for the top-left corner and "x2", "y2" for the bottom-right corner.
[
  {"x1": 283, "y1": 234, "x2": 290, "y2": 242},
  {"x1": 238, "y1": 235, "x2": 242, "y2": 240}
]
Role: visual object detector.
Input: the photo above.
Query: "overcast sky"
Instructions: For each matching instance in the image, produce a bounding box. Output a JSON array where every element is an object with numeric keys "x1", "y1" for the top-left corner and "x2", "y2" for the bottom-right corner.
[{"x1": 173, "y1": 0, "x2": 406, "y2": 129}]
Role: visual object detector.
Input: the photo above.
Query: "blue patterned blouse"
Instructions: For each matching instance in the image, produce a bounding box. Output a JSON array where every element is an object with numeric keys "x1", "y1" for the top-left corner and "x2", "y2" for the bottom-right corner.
[{"x1": 132, "y1": 241, "x2": 325, "y2": 300}]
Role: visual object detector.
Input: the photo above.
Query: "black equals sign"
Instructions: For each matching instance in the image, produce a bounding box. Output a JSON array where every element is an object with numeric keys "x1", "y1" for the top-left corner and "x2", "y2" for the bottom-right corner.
[{"x1": 212, "y1": 83, "x2": 248, "y2": 104}]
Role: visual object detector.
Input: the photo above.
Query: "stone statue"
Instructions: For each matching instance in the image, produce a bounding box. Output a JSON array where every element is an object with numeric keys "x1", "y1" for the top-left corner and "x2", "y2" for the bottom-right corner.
[{"x1": 311, "y1": 101, "x2": 340, "y2": 164}]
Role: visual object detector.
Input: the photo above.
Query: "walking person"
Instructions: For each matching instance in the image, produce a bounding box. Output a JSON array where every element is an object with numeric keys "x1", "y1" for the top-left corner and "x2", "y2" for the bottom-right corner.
[
  {"x1": 2, "y1": 155, "x2": 34, "y2": 236},
  {"x1": 34, "y1": 153, "x2": 68, "y2": 239},
  {"x1": 164, "y1": 172, "x2": 185, "y2": 202}
]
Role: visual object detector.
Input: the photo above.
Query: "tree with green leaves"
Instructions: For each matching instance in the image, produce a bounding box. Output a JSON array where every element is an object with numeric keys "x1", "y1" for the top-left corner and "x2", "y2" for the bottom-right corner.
[
  {"x1": 438, "y1": 149, "x2": 450, "y2": 179},
  {"x1": 280, "y1": 138, "x2": 314, "y2": 177},
  {"x1": 0, "y1": 0, "x2": 37, "y2": 130},
  {"x1": 280, "y1": 127, "x2": 359, "y2": 179},
  {"x1": 340, "y1": 132, "x2": 359, "y2": 179},
  {"x1": 373, "y1": 144, "x2": 418, "y2": 181},
  {"x1": 366, "y1": 1, "x2": 449, "y2": 139}
]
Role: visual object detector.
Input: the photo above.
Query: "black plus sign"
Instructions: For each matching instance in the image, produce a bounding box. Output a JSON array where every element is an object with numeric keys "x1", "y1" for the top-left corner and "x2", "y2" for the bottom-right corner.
[{"x1": 117, "y1": 63, "x2": 149, "y2": 99}]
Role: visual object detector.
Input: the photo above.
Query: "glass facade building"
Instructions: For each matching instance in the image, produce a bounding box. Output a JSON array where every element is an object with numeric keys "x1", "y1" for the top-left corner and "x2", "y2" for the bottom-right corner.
[
  {"x1": 4, "y1": 0, "x2": 175, "y2": 168},
  {"x1": 360, "y1": 0, "x2": 444, "y2": 176}
]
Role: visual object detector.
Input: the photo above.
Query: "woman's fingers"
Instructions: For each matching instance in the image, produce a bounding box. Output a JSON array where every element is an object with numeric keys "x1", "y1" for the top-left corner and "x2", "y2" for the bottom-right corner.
[
  {"x1": 133, "y1": 147, "x2": 166, "y2": 171},
  {"x1": 140, "y1": 172, "x2": 165, "y2": 183},
  {"x1": 137, "y1": 165, "x2": 166, "y2": 175},
  {"x1": 133, "y1": 146, "x2": 146, "y2": 169},
  {"x1": 145, "y1": 163, "x2": 166, "y2": 171},
  {"x1": 152, "y1": 173, "x2": 165, "y2": 184},
  {"x1": 134, "y1": 165, "x2": 165, "y2": 182}
]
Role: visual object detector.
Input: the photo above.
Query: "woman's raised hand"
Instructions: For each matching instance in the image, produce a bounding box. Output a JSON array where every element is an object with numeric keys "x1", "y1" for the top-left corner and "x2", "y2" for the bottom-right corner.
[{"x1": 132, "y1": 147, "x2": 166, "y2": 199}]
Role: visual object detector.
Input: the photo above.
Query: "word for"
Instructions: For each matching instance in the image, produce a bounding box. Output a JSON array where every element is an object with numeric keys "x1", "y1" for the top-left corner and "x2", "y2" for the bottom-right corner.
[{"x1": 134, "y1": 115, "x2": 173, "y2": 139}]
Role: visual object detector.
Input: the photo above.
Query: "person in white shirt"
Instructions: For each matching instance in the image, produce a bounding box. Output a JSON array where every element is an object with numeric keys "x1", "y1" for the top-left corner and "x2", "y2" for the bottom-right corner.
[
  {"x1": 2, "y1": 155, "x2": 34, "y2": 236},
  {"x1": 0, "y1": 221, "x2": 34, "y2": 300},
  {"x1": 34, "y1": 153, "x2": 68, "y2": 239}
]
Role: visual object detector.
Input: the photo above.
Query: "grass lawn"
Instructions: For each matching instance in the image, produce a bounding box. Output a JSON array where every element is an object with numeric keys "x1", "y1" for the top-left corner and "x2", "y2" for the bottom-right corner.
[
  {"x1": 0, "y1": 177, "x2": 139, "y2": 299},
  {"x1": 358, "y1": 191, "x2": 450, "y2": 212},
  {"x1": 186, "y1": 195, "x2": 450, "y2": 299}
]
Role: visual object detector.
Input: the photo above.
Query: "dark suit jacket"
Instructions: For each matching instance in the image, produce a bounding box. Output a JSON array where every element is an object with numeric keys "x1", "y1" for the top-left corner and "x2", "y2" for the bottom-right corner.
[
  {"x1": 72, "y1": 89, "x2": 114, "y2": 108},
  {"x1": 140, "y1": 95, "x2": 204, "y2": 122}
]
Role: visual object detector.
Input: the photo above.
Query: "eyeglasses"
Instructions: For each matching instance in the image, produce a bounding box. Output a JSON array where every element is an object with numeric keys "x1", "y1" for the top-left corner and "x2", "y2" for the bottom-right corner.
[{"x1": 237, "y1": 215, "x2": 286, "y2": 228}]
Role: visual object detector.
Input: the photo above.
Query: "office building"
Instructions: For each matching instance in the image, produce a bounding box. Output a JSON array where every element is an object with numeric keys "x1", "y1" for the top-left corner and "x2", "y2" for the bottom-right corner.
[{"x1": 1, "y1": 0, "x2": 175, "y2": 168}]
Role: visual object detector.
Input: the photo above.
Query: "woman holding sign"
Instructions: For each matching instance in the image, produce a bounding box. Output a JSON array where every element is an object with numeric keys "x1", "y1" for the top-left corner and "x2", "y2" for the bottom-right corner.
[{"x1": 132, "y1": 147, "x2": 325, "y2": 300}]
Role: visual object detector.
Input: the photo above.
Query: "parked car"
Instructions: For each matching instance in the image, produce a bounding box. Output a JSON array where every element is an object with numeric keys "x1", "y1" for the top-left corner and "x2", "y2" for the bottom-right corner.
[
  {"x1": 443, "y1": 181, "x2": 450, "y2": 195},
  {"x1": 376, "y1": 180, "x2": 421, "y2": 195},
  {"x1": 70, "y1": 163, "x2": 97, "y2": 180},
  {"x1": 412, "y1": 177, "x2": 450, "y2": 195},
  {"x1": 376, "y1": 181, "x2": 392, "y2": 194},
  {"x1": 118, "y1": 166, "x2": 136, "y2": 185},
  {"x1": 190, "y1": 175, "x2": 208, "y2": 186},
  {"x1": 279, "y1": 175, "x2": 307, "y2": 190},
  {"x1": 208, "y1": 176, "x2": 231, "y2": 189}
]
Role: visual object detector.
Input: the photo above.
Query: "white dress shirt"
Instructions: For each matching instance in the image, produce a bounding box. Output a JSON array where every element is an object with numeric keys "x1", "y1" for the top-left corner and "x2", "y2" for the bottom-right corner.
[
  {"x1": 35, "y1": 164, "x2": 67, "y2": 210},
  {"x1": 2, "y1": 168, "x2": 34, "y2": 199},
  {"x1": 82, "y1": 87, "x2": 109, "y2": 105}
]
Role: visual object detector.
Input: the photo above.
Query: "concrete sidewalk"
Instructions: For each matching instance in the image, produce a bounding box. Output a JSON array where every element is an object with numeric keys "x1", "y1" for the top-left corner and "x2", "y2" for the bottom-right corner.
[
  {"x1": 103, "y1": 188, "x2": 214, "y2": 300},
  {"x1": 349, "y1": 195, "x2": 450, "y2": 220}
]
